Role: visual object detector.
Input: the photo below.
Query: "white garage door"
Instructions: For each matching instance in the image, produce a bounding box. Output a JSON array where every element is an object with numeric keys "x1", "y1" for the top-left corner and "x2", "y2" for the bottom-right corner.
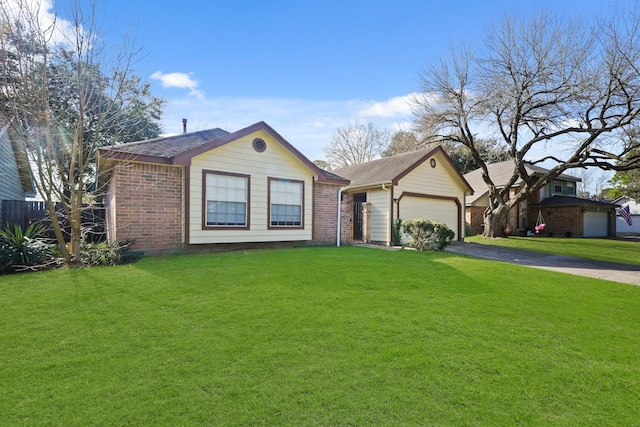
[
  {"x1": 583, "y1": 211, "x2": 609, "y2": 237},
  {"x1": 616, "y1": 215, "x2": 640, "y2": 233},
  {"x1": 399, "y1": 196, "x2": 459, "y2": 240}
]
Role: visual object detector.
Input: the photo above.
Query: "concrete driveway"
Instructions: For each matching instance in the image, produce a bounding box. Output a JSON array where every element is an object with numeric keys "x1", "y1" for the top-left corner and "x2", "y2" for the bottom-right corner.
[{"x1": 445, "y1": 242, "x2": 640, "y2": 286}]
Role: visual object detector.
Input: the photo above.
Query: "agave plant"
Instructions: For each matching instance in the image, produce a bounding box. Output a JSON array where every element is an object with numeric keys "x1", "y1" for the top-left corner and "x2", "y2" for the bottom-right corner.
[{"x1": 0, "y1": 223, "x2": 52, "y2": 272}]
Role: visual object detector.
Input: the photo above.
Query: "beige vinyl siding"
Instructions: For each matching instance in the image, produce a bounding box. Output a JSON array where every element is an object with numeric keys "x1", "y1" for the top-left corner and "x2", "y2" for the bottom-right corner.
[
  {"x1": 189, "y1": 130, "x2": 314, "y2": 244},
  {"x1": 470, "y1": 193, "x2": 489, "y2": 207},
  {"x1": 395, "y1": 151, "x2": 465, "y2": 239},
  {"x1": 368, "y1": 189, "x2": 391, "y2": 244}
]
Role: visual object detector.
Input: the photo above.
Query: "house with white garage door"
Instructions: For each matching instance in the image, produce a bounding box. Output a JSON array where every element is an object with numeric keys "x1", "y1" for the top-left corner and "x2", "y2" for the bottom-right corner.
[
  {"x1": 613, "y1": 197, "x2": 640, "y2": 234},
  {"x1": 464, "y1": 161, "x2": 616, "y2": 238},
  {"x1": 333, "y1": 147, "x2": 473, "y2": 245}
]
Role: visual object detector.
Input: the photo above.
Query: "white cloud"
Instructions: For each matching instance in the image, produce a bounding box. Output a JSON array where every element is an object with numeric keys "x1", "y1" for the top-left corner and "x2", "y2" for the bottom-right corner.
[
  {"x1": 160, "y1": 94, "x2": 416, "y2": 161},
  {"x1": 358, "y1": 94, "x2": 415, "y2": 118},
  {"x1": 151, "y1": 71, "x2": 204, "y2": 99},
  {"x1": 4, "y1": 0, "x2": 83, "y2": 47}
]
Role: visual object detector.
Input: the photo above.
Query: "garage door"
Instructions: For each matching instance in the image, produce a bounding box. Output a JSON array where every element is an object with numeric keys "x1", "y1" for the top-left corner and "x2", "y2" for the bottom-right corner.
[
  {"x1": 399, "y1": 196, "x2": 459, "y2": 239},
  {"x1": 616, "y1": 215, "x2": 640, "y2": 233},
  {"x1": 583, "y1": 211, "x2": 609, "y2": 237}
]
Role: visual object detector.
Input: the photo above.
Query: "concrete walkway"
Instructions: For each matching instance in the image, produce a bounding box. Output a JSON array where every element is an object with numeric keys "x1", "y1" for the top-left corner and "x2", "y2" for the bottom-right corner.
[{"x1": 445, "y1": 242, "x2": 640, "y2": 286}]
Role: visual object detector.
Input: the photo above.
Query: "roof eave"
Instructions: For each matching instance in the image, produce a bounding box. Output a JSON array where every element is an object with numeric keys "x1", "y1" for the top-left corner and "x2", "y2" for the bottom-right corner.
[{"x1": 344, "y1": 180, "x2": 393, "y2": 191}]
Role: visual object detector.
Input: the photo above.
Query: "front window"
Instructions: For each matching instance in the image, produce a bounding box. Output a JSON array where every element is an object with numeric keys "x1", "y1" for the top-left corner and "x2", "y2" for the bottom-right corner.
[
  {"x1": 554, "y1": 180, "x2": 562, "y2": 193},
  {"x1": 269, "y1": 178, "x2": 303, "y2": 228},
  {"x1": 566, "y1": 181, "x2": 576, "y2": 195},
  {"x1": 204, "y1": 171, "x2": 249, "y2": 228}
]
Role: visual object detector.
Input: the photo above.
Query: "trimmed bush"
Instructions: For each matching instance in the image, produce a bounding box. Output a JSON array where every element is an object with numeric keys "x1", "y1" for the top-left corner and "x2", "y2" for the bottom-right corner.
[
  {"x1": 80, "y1": 240, "x2": 142, "y2": 266},
  {"x1": 401, "y1": 219, "x2": 455, "y2": 251}
]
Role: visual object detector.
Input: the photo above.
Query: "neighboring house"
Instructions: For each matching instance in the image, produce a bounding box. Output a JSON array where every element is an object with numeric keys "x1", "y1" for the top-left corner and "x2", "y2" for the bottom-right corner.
[
  {"x1": 0, "y1": 117, "x2": 35, "y2": 225},
  {"x1": 333, "y1": 147, "x2": 473, "y2": 245},
  {"x1": 464, "y1": 160, "x2": 616, "y2": 237},
  {"x1": 612, "y1": 197, "x2": 640, "y2": 234},
  {"x1": 98, "y1": 121, "x2": 350, "y2": 252}
]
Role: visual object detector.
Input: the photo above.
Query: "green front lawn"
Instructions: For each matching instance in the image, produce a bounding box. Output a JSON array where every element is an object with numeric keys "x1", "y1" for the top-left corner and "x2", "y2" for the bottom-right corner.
[
  {"x1": 466, "y1": 235, "x2": 640, "y2": 266},
  {"x1": 2, "y1": 247, "x2": 639, "y2": 425}
]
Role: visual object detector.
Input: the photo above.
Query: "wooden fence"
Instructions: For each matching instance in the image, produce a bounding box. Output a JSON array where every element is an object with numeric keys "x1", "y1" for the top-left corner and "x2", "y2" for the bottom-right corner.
[{"x1": 1, "y1": 200, "x2": 106, "y2": 242}]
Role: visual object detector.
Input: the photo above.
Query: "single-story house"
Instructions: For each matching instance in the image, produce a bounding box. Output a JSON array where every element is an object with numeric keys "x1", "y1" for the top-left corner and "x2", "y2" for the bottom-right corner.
[
  {"x1": 613, "y1": 197, "x2": 640, "y2": 234},
  {"x1": 98, "y1": 122, "x2": 473, "y2": 252},
  {"x1": 333, "y1": 147, "x2": 473, "y2": 245},
  {"x1": 0, "y1": 116, "x2": 35, "y2": 224},
  {"x1": 98, "y1": 121, "x2": 350, "y2": 252},
  {"x1": 464, "y1": 161, "x2": 615, "y2": 237}
]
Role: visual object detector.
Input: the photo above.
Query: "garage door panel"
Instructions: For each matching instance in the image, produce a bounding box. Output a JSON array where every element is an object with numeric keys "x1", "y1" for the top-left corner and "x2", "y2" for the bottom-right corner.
[
  {"x1": 400, "y1": 197, "x2": 458, "y2": 240},
  {"x1": 583, "y1": 211, "x2": 608, "y2": 237},
  {"x1": 617, "y1": 216, "x2": 640, "y2": 233}
]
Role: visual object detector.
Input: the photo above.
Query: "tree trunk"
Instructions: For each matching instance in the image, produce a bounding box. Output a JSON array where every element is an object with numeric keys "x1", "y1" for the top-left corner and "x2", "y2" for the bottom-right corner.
[{"x1": 482, "y1": 205, "x2": 510, "y2": 238}]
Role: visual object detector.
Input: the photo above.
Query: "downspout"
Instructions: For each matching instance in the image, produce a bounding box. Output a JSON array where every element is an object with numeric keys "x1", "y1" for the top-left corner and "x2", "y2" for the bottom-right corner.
[{"x1": 336, "y1": 186, "x2": 349, "y2": 246}]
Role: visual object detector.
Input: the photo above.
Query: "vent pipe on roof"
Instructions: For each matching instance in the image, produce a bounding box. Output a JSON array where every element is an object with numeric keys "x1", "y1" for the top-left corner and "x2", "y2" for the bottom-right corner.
[{"x1": 182, "y1": 118, "x2": 187, "y2": 133}]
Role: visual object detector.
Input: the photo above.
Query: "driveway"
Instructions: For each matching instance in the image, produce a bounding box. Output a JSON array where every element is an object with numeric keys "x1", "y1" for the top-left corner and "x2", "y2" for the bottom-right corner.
[{"x1": 445, "y1": 242, "x2": 640, "y2": 286}]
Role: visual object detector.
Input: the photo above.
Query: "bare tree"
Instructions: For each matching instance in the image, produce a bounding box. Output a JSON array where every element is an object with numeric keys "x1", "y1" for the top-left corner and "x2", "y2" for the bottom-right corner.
[
  {"x1": 413, "y1": 8, "x2": 640, "y2": 237},
  {"x1": 324, "y1": 121, "x2": 390, "y2": 168},
  {"x1": 0, "y1": 0, "x2": 164, "y2": 266}
]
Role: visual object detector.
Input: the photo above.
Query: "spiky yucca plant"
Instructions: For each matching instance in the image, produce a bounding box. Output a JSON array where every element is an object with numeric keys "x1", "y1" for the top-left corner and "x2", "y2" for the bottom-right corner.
[{"x1": 0, "y1": 223, "x2": 52, "y2": 273}]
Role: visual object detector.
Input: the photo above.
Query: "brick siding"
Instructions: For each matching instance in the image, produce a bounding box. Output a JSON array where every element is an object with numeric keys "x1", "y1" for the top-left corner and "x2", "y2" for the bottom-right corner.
[
  {"x1": 312, "y1": 182, "x2": 343, "y2": 244},
  {"x1": 532, "y1": 205, "x2": 583, "y2": 237},
  {"x1": 340, "y1": 197, "x2": 352, "y2": 244},
  {"x1": 466, "y1": 206, "x2": 486, "y2": 236},
  {"x1": 362, "y1": 202, "x2": 371, "y2": 243},
  {"x1": 107, "y1": 162, "x2": 183, "y2": 251}
]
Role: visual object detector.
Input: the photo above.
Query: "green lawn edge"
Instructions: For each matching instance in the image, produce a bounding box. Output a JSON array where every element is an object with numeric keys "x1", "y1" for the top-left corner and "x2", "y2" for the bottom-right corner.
[{"x1": 465, "y1": 235, "x2": 640, "y2": 266}]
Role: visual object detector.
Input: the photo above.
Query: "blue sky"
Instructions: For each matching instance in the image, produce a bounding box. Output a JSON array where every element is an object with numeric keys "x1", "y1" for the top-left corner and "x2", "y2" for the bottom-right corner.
[{"x1": 56, "y1": 0, "x2": 613, "y2": 161}]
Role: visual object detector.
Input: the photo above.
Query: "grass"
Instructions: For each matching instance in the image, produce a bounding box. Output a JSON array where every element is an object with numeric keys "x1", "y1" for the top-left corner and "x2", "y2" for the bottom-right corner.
[
  {"x1": 2, "y1": 246, "x2": 640, "y2": 425},
  {"x1": 465, "y1": 235, "x2": 640, "y2": 266}
]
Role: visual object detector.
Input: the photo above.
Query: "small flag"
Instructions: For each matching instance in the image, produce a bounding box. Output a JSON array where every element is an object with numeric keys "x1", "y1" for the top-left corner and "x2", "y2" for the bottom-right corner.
[{"x1": 619, "y1": 205, "x2": 633, "y2": 226}]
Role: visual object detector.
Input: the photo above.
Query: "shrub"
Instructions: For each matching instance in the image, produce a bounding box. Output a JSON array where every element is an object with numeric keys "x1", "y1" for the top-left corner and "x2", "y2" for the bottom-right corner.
[
  {"x1": 80, "y1": 240, "x2": 142, "y2": 266},
  {"x1": 401, "y1": 219, "x2": 455, "y2": 251},
  {"x1": 0, "y1": 223, "x2": 54, "y2": 273}
]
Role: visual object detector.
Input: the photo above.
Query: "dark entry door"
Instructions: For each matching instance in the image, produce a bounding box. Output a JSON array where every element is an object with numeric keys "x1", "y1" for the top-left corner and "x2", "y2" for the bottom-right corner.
[{"x1": 352, "y1": 193, "x2": 367, "y2": 241}]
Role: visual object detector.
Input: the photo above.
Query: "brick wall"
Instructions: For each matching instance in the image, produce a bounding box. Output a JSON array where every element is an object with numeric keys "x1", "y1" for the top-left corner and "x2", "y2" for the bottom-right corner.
[
  {"x1": 534, "y1": 206, "x2": 583, "y2": 237},
  {"x1": 312, "y1": 182, "x2": 342, "y2": 244},
  {"x1": 340, "y1": 197, "x2": 351, "y2": 244},
  {"x1": 362, "y1": 202, "x2": 371, "y2": 243},
  {"x1": 466, "y1": 206, "x2": 485, "y2": 236},
  {"x1": 107, "y1": 162, "x2": 184, "y2": 251}
]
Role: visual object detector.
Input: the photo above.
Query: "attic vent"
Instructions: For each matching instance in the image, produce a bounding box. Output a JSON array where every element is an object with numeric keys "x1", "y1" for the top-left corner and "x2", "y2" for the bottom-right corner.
[{"x1": 252, "y1": 138, "x2": 266, "y2": 152}]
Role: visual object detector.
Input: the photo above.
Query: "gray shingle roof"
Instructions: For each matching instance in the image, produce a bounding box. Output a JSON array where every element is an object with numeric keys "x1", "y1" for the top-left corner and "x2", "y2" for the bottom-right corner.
[
  {"x1": 464, "y1": 160, "x2": 580, "y2": 204},
  {"x1": 101, "y1": 128, "x2": 230, "y2": 159},
  {"x1": 99, "y1": 121, "x2": 350, "y2": 185},
  {"x1": 333, "y1": 148, "x2": 436, "y2": 187},
  {"x1": 539, "y1": 195, "x2": 614, "y2": 208}
]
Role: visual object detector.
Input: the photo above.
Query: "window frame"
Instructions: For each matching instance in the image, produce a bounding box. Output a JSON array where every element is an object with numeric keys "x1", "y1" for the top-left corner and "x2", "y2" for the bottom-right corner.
[
  {"x1": 553, "y1": 180, "x2": 563, "y2": 194},
  {"x1": 565, "y1": 180, "x2": 576, "y2": 195},
  {"x1": 202, "y1": 170, "x2": 251, "y2": 230},
  {"x1": 268, "y1": 177, "x2": 305, "y2": 230}
]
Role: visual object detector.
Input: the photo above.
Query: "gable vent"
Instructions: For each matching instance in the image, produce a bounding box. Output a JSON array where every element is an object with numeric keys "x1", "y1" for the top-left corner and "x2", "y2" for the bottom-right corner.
[{"x1": 252, "y1": 138, "x2": 266, "y2": 152}]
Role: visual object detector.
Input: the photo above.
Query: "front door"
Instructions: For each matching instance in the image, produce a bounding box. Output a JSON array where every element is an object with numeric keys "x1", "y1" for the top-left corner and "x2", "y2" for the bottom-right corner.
[{"x1": 352, "y1": 193, "x2": 367, "y2": 241}]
